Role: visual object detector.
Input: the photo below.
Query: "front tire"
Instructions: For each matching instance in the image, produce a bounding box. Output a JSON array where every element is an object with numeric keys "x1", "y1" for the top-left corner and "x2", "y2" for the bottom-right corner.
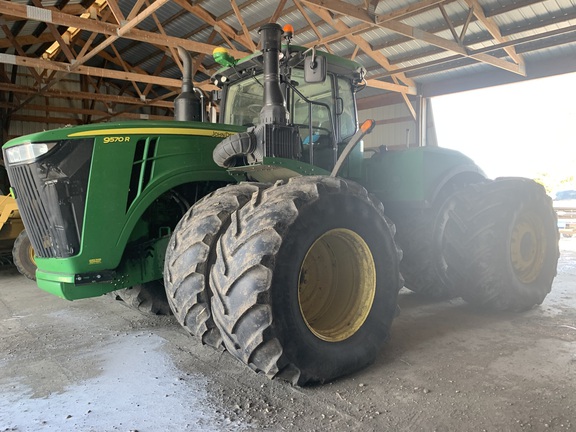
[
  {"x1": 164, "y1": 183, "x2": 267, "y2": 348},
  {"x1": 109, "y1": 280, "x2": 172, "y2": 316},
  {"x1": 210, "y1": 176, "x2": 402, "y2": 385},
  {"x1": 444, "y1": 178, "x2": 559, "y2": 311}
]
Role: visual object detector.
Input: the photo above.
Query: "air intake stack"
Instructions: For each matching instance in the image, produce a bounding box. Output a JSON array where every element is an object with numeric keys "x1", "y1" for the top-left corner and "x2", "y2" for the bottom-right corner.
[
  {"x1": 259, "y1": 23, "x2": 288, "y2": 125},
  {"x1": 213, "y1": 23, "x2": 300, "y2": 168}
]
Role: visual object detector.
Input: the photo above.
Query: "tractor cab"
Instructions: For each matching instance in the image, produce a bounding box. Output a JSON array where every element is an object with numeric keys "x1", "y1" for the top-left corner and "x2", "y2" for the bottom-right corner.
[{"x1": 211, "y1": 26, "x2": 366, "y2": 178}]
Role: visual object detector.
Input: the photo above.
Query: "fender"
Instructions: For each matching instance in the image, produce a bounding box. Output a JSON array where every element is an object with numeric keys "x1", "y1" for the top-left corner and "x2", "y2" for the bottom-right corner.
[{"x1": 362, "y1": 146, "x2": 486, "y2": 209}]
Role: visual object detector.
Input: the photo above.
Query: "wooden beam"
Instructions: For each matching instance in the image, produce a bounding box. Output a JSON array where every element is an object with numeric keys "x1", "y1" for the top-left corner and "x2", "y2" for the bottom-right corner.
[
  {"x1": 0, "y1": 82, "x2": 174, "y2": 108},
  {"x1": 143, "y1": 55, "x2": 169, "y2": 97},
  {"x1": 386, "y1": 8, "x2": 576, "y2": 67},
  {"x1": 374, "y1": 116, "x2": 415, "y2": 126},
  {"x1": 110, "y1": 43, "x2": 144, "y2": 99},
  {"x1": 438, "y1": 3, "x2": 460, "y2": 44},
  {"x1": 0, "y1": 4, "x2": 86, "y2": 23},
  {"x1": 373, "y1": 23, "x2": 576, "y2": 81},
  {"x1": 0, "y1": 53, "x2": 182, "y2": 90},
  {"x1": 366, "y1": 79, "x2": 417, "y2": 95},
  {"x1": 10, "y1": 114, "x2": 82, "y2": 125},
  {"x1": 106, "y1": 0, "x2": 125, "y2": 24},
  {"x1": 171, "y1": 0, "x2": 254, "y2": 52},
  {"x1": 377, "y1": 0, "x2": 448, "y2": 23},
  {"x1": 0, "y1": 32, "x2": 56, "y2": 49},
  {"x1": 357, "y1": 93, "x2": 406, "y2": 110},
  {"x1": 303, "y1": 3, "x2": 417, "y2": 119},
  {"x1": 8, "y1": 103, "x2": 107, "y2": 117},
  {"x1": 230, "y1": 0, "x2": 256, "y2": 52},
  {"x1": 30, "y1": 0, "x2": 77, "y2": 63},
  {"x1": 463, "y1": 0, "x2": 525, "y2": 66},
  {"x1": 0, "y1": 1, "x2": 248, "y2": 58},
  {"x1": 294, "y1": 0, "x2": 332, "y2": 53},
  {"x1": 0, "y1": 24, "x2": 43, "y2": 85},
  {"x1": 269, "y1": 0, "x2": 288, "y2": 23},
  {"x1": 304, "y1": 4, "x2": 416, "y2": 87},
  {"x1": 302, "y1": 0, "x2": 526, "y2": 76},
  {"x1": 73, "y1": 0, "x2": 171, "y2": 67},
  {"x1": 144, "y1": 0, "x2": 182, "y2": 76}
]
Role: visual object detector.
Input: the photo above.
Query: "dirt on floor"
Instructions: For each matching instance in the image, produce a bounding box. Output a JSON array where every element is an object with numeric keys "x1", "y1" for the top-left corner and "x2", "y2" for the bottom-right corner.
[{"x1": 0, "y1": 238, "x2": 575, "y2": 432}]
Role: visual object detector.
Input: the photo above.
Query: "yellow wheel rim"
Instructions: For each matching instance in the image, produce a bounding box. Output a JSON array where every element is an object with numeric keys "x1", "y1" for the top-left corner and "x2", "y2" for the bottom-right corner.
[
  {"x1": 298, "y1": 228, "x2": 376, "y2": 342},
  {"x1": 28, "y1": 245, "x2": 36, "y2": 265},
  {"x1": 510, "y1": 211, "x2": 547, "y2": 284}
]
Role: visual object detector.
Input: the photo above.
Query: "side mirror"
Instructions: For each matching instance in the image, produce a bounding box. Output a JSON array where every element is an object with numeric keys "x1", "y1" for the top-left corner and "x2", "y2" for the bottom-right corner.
[{"x1": 304, "y1": 55, "x2": 327, "y2": 83}]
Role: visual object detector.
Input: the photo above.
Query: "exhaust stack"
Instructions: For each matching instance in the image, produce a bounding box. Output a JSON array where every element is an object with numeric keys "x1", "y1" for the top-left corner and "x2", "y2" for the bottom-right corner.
[{"x1": 174, "y1": 47, "x2": 202, "y2": 122}]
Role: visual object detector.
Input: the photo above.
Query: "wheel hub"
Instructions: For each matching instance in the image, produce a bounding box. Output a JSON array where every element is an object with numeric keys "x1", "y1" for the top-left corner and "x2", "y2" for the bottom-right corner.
[
  {"x1": 298, "y1": 228, "x2": 376, "y2": 342},
  {"x1": 28, "y1": 244, "x2": 36, "y2": 265},
  {"x1": 510, "y1": 211, "x2": 547, "y2": 284}
]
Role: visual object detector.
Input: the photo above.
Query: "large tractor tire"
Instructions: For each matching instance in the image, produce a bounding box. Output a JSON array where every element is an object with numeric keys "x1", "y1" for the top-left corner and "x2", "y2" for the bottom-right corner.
[
  {"x1": 12, "y1": 230, "x2": 36, "y2": 281},
  {"x1": 393, "y1": 208, "x2": 454, "y2": 299},
  {"x1": 210, "y1": 176, "x2": 402, "y2": 385},
  {"x1": 164, "y1": 183, "x2": 267, "y2": 349},
  {"x1": 109, "y1": 280, "x2": 172, "y2": 316},
  {"x1": 443, "y1": 178, "x2": 559, "y2": 311},
  {"x1": 391, "y1": 176, "x2": 486, "y2": 300}
]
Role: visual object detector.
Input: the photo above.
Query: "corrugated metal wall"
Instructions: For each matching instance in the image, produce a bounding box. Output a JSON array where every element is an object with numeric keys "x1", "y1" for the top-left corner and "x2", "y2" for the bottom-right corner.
[{"x1": 359, "y1": 104, "x2": 417, "y2": 149}]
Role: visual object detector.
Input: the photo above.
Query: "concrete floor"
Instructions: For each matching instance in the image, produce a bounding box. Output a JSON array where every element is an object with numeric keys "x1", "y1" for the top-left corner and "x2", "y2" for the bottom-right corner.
[{"x1": 1, "y1": 238, "x2": 575, "y2": 432}]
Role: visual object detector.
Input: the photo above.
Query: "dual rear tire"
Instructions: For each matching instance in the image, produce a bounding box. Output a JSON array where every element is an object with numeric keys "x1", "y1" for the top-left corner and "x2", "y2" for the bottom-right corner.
[
  {"x1": 165, "y1": 176, "x2": 403, "y2": 384},
  {"x1": 209, "y1": 176, "x2": 402, "y2": 385},
  {"x1": 442, "y1": 178, "x2": 559, "y2": 311},
  {"x1": 163, "y1": 183, "x2": 266, "y2": 348}
]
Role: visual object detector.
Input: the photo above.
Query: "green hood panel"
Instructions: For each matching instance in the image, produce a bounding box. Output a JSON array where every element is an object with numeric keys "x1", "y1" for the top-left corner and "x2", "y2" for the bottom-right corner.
[
  {"x1": 3, "y1": 120, "x2": 244, "y2": 148},
  {"x1": 363, "y1": 146, "x2": 485, "y2": 207}
]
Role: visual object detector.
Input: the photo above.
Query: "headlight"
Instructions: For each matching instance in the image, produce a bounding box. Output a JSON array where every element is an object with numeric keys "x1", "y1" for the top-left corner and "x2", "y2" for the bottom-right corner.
[{"x1": 5, "y1": 142, "x2": 57, "y2": 164}]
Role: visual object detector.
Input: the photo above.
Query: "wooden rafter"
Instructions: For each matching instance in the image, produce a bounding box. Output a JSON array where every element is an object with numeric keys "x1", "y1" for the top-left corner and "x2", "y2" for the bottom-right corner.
[
  {"x1": 172, "y1": 0, "x2": 255, "y2": 52},
  {"x1": 1, "y1": 0, "x2": 574, "y2": 131},
  {"x1": 303, "y1": 3, "x2": 417, "y2": 119},
  {"x1": 269, "y1": 0, "x2": 289, "y2": 23},
  {"x1": 0, "y1": 24, "x2": 43, "y2": 85},
  {"x1": 463, "y1": 0, "x2": 525, "y2": 66},
  {"x1": 110, "y1": 43, "x2": 144, "y2": 99},
  {"x1": 0, "y1": 1, "x2": 248, "y2": 58},
  {"x1": 293, "y1": 0, "x2": 333, "y2": 53},
  {"x1": 106, "y1": 0, "x2": 125, "y2": 25},
  {"x1": 144, "y1": 0, "x2": 182, "y2": 75},
  {"x1": 73, "y1": 0, "x2": 170, "y2": 68},
  {"x1": 0, "y1": 53, "x2": 181, "y2": 89},
  {"x1": 382, "y1": 6, "x2": 576, "y2": 69},
  {"x1": 302, "y1": 0, "x2": 526, "y2": 76},
  {"x1": 0, "y1": 82, "x2": 173, "y2": 109},
  {"x1": 230, "y1": 0, "x2": 256, "y2": 52},
  {"x1": 377, "y1": 0, "x2": 448, "y2": 23}
]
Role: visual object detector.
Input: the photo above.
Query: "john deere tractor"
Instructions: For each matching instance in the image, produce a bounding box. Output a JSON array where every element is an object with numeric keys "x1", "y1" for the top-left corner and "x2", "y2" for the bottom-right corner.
[{"x1": 2, "y1": 24, "x2": 559, "y2": 385}]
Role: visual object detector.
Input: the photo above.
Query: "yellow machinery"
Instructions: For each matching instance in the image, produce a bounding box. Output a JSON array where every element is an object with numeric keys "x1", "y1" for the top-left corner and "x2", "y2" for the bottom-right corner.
[{"x1": 0, "y1": 193, "x2": 35, "y2": 279}]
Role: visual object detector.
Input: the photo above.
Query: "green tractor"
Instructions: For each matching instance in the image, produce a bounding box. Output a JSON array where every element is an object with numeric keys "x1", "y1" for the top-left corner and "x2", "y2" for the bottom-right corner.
[{"x1": 2, "y1": 24, "x2": 559, "y2": 385}]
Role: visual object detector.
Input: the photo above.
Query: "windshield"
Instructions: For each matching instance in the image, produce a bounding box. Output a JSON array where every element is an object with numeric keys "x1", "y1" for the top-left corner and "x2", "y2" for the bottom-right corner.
[
  {"x1": 223, "y1": 77, "x2": 264, "y2": 127},
  {"x1": 222, "y1": 69, "x2": 357, "y2": 142},
  {"x1": 289, "y1": 68, "x2": 334, "y2": 142}
]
